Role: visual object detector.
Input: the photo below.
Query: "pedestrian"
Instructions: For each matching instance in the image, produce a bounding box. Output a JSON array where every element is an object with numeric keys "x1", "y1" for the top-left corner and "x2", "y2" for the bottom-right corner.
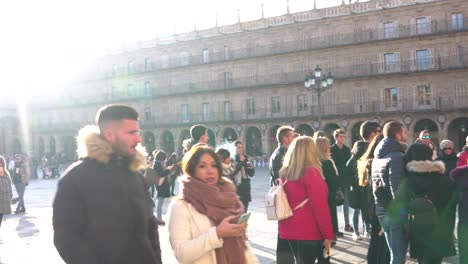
[
  {"x1": 437, "y1": 139, "x2": 458, "y2": 177},
  {"x1": 371, "y1": 121, "x2": 408, "y2": 264},
  {"x1": 53, "y1": 104, "x2": 162, "y2": 264},
  {"x1": 144, "y1": 156, "x2": 157, "y2": 198},
  {"x1": 153, "y1": 150, "x2": 174, "y2": 226},
  {"x1": 0, "y1": 156, "x2": 13, "y2": 229},
  {"x1": 346, "y1": 121, "x2": 381, "y2": 240},
  {"x1": 216, "y1": 148, "x2": 236, "y2": 181},
  {"x1": 357, "y1": 134, "x2": 390, "y2": 263},
  {"x1": 313, "y1": 130, "x2": 327, "y2": 141},
  {"x1": 415, "y1": 130, "x2": 437, "y2": 160},
  {"x1": 232, "y1": 140, "x2": 255, "y2": 212},
  {"x1": 450, "y1": 157, "x2": 468, "y2": 264},
  {"x1": 268, "y1": 125, "x2": 295, "y2": 263},
  {"x1": 330, "y1": 129, "x2": 354, "y2": 234},
  {"x1": 279, "y1": 136, "x2": 334, "y2": 263},
  {"x1": 167, "y1": 145, "x2": 258, "y2": 264},
  {"x1": 456, "y1": 135, "x2": 468, "y2": 166},
  {"x1": 11, "y1": 154, "x2": 29, "y2": 214},
  {"x1": 166, "y1": 153, "x2": 181, "y2": 196},
  {"x1": 182, "y1": 124, "x2": 209, "y2": 154},
  {"x1": 404, "y1": 143, "x2": 456, "y2": 264}
]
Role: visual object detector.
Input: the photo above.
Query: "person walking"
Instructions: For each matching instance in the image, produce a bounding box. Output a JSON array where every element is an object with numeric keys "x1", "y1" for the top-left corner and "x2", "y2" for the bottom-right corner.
[
  {"x1": 279, "y1": 136, "x2": 334, "y2": 263},
  {"x1": 167, "y1": 145, "x2": 258, "y2": 264},
  {"x1": 182, "y1": 124, "x2": 209, "y2": 154},
  {"x1": 404, "y1": 143, "x2": 456, "y2": 264},
  {"x1": 153, "y1": 150, "x2": 174, "y2": 226},
  {"x1": 0, "y1": 156, "x2": 13, "y2": 230},
  {"x1": 53, "y1": 104, "x2": 162, "y2": 264},
  {"x1": 232, "y1": 140, "x2": 255, "y2": 212},
  {"x1": 166, "y1": 153, "x2": 181, "y2": 196},
  {"x1": 11, "y1": 154, "x2": 29, "y2": 214},
  {"x1": 330, "y1": 129, "x2": 353, "y2": 234},
  {"x1": 371, "y1": 121, "x2": 408, "y2": 264}
]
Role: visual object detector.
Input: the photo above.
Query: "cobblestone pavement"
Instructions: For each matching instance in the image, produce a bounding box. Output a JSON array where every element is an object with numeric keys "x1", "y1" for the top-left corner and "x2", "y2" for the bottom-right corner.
[{"x1": 0, "y1": 167, "x2": 460, "y2": 263}]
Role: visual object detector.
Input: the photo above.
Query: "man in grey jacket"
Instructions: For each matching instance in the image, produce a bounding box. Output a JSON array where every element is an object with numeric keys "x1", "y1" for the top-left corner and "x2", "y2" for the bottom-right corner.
[{"x1": 371, "y1": 121, "x2": 408, "y2": 264}]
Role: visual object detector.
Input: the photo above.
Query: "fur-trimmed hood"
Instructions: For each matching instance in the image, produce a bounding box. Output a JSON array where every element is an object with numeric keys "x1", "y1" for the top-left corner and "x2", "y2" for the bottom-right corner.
[
  {"x1": 76, "y1": 125, "x2": 147, "y2": 173},
  {"x1": 406, "y1": 160, "x2": 445, "y2": 174}
]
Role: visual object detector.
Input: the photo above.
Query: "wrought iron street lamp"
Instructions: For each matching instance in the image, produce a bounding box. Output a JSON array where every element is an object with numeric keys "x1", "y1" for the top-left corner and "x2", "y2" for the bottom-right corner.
[{"x1": 304, "y1": 65, "x2": 334, "y2": 122}]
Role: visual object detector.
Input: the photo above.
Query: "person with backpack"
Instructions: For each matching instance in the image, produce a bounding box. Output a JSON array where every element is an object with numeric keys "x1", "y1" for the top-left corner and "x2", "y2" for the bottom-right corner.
[
  {"x1": 404, "y1": 143, "x2": 456, "y2": 264},
  {"x1": 279, "y1": 136, "x2": 333, "y2": 263}
]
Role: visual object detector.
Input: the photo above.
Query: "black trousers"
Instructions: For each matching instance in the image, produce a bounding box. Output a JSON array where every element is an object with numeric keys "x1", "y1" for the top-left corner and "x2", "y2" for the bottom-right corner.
[
  {"x1": 287, "y1": 239, "x2": 329, "y2": 264},
  {"x1": 277, "y1": 236, "x2": 295, "y2": 264},
  {"x1": 14, "y1": 182, "x2": 26, "y2": 211}
]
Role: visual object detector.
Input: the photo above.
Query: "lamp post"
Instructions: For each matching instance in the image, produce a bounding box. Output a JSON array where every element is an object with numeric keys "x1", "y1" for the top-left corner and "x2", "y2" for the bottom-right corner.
[{"x1": 304, "y1": 65, "x2": 334, "y2": 122}]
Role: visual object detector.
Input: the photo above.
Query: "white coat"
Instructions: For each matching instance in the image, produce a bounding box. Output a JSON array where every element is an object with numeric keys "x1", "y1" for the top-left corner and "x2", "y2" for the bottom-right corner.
[{"x1": 168, "y1": 199, "x2": 258, "y2": 264}]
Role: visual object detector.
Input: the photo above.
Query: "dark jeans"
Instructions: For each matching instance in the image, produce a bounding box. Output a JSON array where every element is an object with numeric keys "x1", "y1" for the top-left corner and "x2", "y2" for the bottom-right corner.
[
  {"x1": 14, "y1": 182, "x2": 26, "y2": 212},
  {"x1": 242, "y1": 200, "x2": 249, "y2": 213},
  {"x1": 277, "y1": 236, "x2": 294, "y2": 264},
  {"x1": 287, "y1": 239, "x2": 329, "y2": 264},
  {"x1": 170, "y1": 175, "x2": 177, "y2": 195}
]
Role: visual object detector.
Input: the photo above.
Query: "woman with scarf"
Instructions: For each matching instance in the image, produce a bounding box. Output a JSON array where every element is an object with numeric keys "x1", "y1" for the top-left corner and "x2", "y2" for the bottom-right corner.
[{"x1": 167, "y1": 145, "x2": 258, "y2": 264}]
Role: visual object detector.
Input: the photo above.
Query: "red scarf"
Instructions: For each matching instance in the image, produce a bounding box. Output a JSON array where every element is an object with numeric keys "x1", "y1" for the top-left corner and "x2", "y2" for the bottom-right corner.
[{"x1": 181, "y1": 175, "x2": 246, "y2": 264}]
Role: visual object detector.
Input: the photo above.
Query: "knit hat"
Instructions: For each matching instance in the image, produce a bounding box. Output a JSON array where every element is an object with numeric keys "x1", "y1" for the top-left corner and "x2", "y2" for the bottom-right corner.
[{"x1": 439, "y1": 139, "x2": 454, "y2": 149}]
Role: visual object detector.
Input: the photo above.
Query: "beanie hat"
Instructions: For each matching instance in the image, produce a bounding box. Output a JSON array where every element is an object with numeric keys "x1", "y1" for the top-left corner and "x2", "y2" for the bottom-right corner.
[{"x1": 439, "y1": 139, "x2": 454, "y2": 149}]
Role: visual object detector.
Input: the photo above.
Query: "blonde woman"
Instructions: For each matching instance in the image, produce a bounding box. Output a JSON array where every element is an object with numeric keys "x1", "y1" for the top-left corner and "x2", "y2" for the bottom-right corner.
[
  {"x1": 278, "y1": 136, "x2": 333, "y2": 263},
  {"x1": 315, "y1": 137, "x2": 341, "y2": 242},
  {"x1": 0, "y1": 156, "x2": 13, "y2": 229}
]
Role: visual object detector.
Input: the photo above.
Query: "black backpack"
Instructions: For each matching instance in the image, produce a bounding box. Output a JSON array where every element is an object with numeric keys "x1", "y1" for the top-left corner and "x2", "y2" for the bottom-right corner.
[{"x1": 407, "y1": 196, "x2": 438, "y2": 231}]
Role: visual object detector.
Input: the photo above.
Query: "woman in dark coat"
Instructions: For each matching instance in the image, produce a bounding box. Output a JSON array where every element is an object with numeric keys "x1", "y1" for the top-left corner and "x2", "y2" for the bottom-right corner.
[
  {"x1": 232, "y1": 141, "x2": 255, "y2": 212},
  {"x1": 153, "y1": 150, "x2": 173, "y2": 225},
  {"x1": 437, "y1": 139, "x2": 458, "y2": 177},
  {"x1": 404, "y1": 144, "x2": 456, "y2": 264}
]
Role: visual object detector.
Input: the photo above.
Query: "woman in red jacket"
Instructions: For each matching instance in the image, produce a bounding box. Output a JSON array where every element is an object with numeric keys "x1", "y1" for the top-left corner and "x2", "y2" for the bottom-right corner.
[{"x1": 279, "y1": 136, "x2": 334, "y2": 263}]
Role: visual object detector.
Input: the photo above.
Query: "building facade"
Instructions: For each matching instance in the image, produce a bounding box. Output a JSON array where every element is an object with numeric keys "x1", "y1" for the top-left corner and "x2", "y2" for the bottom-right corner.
[{"x1": 29, "y1": 0, "x2": 468, "y2": 160}]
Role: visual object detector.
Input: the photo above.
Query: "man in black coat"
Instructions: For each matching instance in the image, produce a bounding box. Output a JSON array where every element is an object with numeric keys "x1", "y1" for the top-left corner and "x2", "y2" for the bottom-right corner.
[
  {"x1": 268, "y1": 125, "x2": 295, "y2": 264},
  {"x1": 53, "y1": 105, "x2": 162, "y2": 264},
  {"x1": 331, "y1": 128, "x2": 353, "y2": 233}
]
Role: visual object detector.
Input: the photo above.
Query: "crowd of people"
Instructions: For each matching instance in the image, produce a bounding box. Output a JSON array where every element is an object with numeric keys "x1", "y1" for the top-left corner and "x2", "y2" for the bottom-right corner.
[{"x1": 0, "y1": 103, "x2": 467, "y2": 264}]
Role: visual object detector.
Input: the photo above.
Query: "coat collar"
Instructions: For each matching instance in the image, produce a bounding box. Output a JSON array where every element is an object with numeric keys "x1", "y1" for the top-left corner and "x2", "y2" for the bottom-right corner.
[
  {"x1": 406, "y1": 160, "x2": 445, "y2": 174},
  {"x1": 76, "y1": 125, "x2": 146, "y2": 173}
]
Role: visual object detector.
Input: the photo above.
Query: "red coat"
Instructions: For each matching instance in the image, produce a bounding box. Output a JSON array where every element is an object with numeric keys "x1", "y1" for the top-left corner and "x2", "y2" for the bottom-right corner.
[{"x1": 278, "y1": 167, "x2": 334, "y2": 241}]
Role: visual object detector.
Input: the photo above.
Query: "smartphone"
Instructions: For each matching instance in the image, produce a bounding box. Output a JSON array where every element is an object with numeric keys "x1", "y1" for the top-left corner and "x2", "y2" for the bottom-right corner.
[{"x1": 238, "y1": 212, "x2": 251, "y2": 224}]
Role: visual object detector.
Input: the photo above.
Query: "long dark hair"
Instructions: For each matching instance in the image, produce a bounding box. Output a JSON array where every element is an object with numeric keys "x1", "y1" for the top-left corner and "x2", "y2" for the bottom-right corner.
[{"x1": 182, "y1": 145, "x2": 222, "y2": 182}]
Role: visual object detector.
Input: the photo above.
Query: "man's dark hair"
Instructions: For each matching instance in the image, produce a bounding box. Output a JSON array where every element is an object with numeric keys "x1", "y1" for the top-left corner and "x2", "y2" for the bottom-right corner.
[
  {"x1": 333, "y1": 129, "x2": 345, "y2": 139},
  {"x1": 190, "y1": 124, "x2": 208, "y2": 142},
  {"x1": 96, "y1": 104, "x2": 139, "y2": 129},
  {"x1": 360, "y1": 121, "x2": 381, "y2": 141},
  {"x1": 233, "y1": 140, "x2": 243, "y2": 147},
  {"x1": 216, "y1": 148, "x2": 231, "y2": 161},
  {"x1": 276, "y1": 126, "x2": 293, "y2": 144},
  {"x1": 383, "y1": 121, "x2": 404, "y2": 139}
]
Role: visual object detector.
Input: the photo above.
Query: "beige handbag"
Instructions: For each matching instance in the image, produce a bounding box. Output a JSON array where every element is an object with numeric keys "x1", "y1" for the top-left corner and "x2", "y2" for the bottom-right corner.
[{"x1": 265, "y1": 180, "x2": 308, "y2": 220}]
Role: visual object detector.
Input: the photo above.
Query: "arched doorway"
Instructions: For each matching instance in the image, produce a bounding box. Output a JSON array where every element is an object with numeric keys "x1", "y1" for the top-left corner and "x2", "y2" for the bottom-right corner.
[
  {"x1": 414, "y1": 119, "x2": 439, "y2": 145},
  {"x1": 447, "y1": 117, "x2": 468, "y2": 151},
  {"x1": 323, "y1": 123, "x2": 340, "y2": 141},
  {"x1": 161, "y1": 131, "x2": 175, "y2": 154},
  {"x1": 49, "y1": 136, "x2": 56, "y2": 156},
  {"x1": 63, "y1": 136, "x2": 77, "y2": 161},
  {"x1": 207, "y1": 129, "x2": 216, "y2": 147},
  {"x1": 38, "y1": 137, "x2": 45, "y2": 158},
  {"x1": 143, "y1": 131, "x2": 156, "y2": 156},
  {"x1": 221, "y1": 128, "x2": 238, "y2": 144},
  {"x1": 269, "y1": 125, "x2": 281, "y2": 155},
  {"x1": 351, "y1": 121, "x2": 364, "y2": 144},
  {"x1": 11, "y1": 138, "x2": 22, "y2": 154},
  {"x1": 245, "y1": 127, "x2": 262, "y2": 156},
  {"x1": 295, "y1": 124, "x2": 314, "y2": 137}
]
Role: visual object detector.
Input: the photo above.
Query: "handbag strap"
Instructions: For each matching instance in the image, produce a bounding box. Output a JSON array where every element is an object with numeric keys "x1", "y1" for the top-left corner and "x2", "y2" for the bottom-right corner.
[{"x1": 293, "y1": 198, "x2": 309, "y2": 211}]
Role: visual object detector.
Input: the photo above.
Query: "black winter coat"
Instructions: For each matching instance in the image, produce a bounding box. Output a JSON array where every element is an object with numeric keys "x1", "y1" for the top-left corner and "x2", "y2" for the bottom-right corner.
[
  {"x1": 234, "y1": 154, "x2": 255, "y2": 202},
  {"x1": 406, "y1": 160, "x2": 456, "y2": 259},
  {"x1": 53, "y1": 127, "x2": 162, "y2": 264},
  {"x1": 331, "y1": 143, "x2": 352, "y2": 188},
  {"x1": 269, "y1": 144, "x2": 287, "y2": 186},
  {"x1": 437, "y1": 151, "x2": 458, "y2": 178}
]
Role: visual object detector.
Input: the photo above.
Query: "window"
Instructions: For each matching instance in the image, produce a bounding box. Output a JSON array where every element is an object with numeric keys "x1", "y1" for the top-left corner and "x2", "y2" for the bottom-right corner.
[
  {"x1": 384, "y1": 88, "x2": 399, "y2": 108},
  {"x1": 224, "y1": 101, "x2": 231, "y2": 120},
  {"x1": 144, "y1": 107, "x2": 151, "y2": 121},
  {"x1": 112, "y1": 64, "x2": 117, "y2": 77},
  {"x1": 223, "y1": 72, "x2": 232, "y2": 88},
  {"x1": 246, "y1": 98, "x2": 256, "y2": 115},
  {"x1": 224, "y1": 46, "x2": 230, "y2": 60},
  {"x1": 451, "y1": 13, "x2": 463, "y2": 31},
  {"x1": 181, "y1": 104, "x2": 189, "y2": 122},
  {"x1": 298, "y1": 95, "x2": 309, "y2": 112},
  {"x1": 416, "y1": 49, "x2": 430, "y2": 70},
  {"x1": 128, "y1": 60, "x2": 135, "y2": 74},
  {"x1": 384, "y1": 53, "x2": 397, "y2": 71},
  {"x1": 417, "y1": 85, "x2": 432, "y2": 106},
  {"x1": 271, "y1": 97, "x2": 281, "y2": 113},
  {"x1": 384, "y1": 22, "x2": 396, "y2": 38},
  {"x1": 416, "y1": 17, "x2": 429, "y2": 34},
  {"x1": 144, "y1": 57, "x2": 151, "y2": 71},
  {"x1": 202, "y1": 48, "x2": 209, "y2": 63},
  {"x1": 144, "y1": 82, "x2": 152, "y2": 97},
  {"x1": 160, "y1": 55, "x2": 169, "y2": 68},
  {"x1": 180, "y1": 52, "x2": 189, "y2": 66},
  {"x1": 202, "y1": 103, "x2": 210, "y2": 121}
]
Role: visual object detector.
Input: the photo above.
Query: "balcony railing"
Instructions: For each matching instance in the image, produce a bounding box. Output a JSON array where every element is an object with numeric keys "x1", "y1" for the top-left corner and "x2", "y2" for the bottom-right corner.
[
  {"x1": 88, "y1": 18, "x2": 468, "y2": 80},
  {"x1": 140, "y1": 95, "x2": 468, "y2": 127}
]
